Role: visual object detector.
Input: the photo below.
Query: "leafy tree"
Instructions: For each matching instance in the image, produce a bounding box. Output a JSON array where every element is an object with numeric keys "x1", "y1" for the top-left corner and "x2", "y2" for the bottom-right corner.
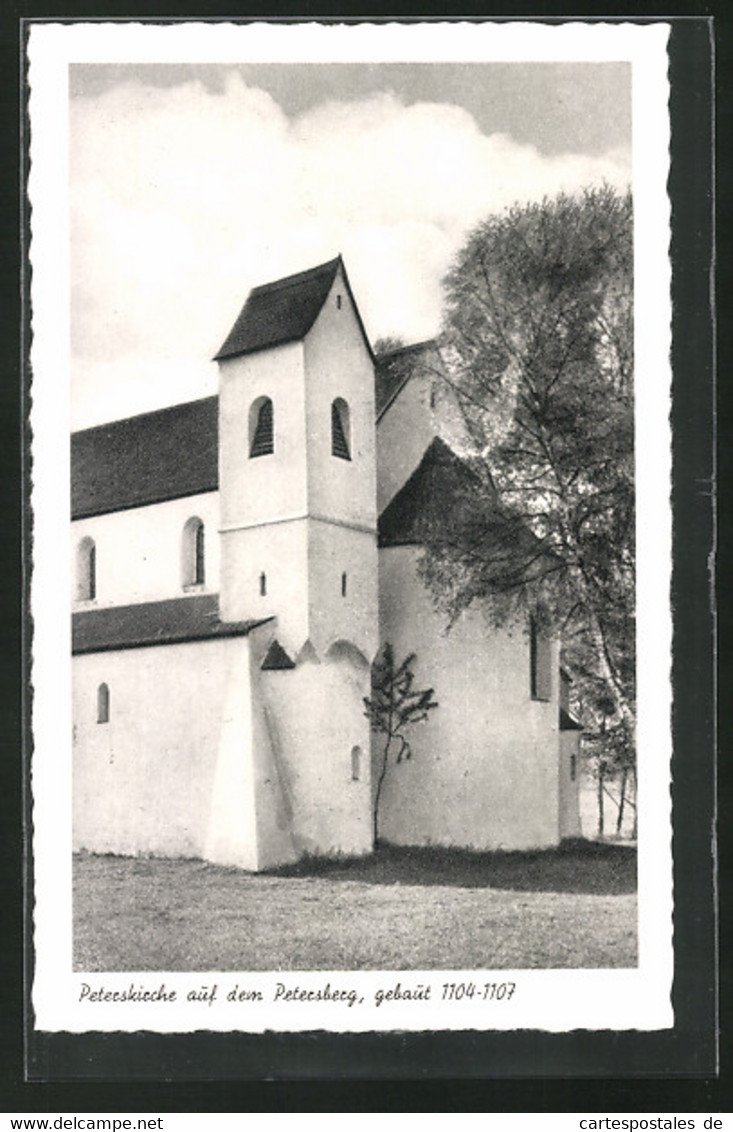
[
  {"x1": 364, "y1": 644, "x2": 438, "y2": 844},
  {"x1": 373, "y1": 335, "x2": 407, "y2": 357},
  {"x1": 419, "y1": 186, "x2": 635, "y2": 759},
  {"x1": 583, "y1": 700, "x2": 636, "y2": 838}
]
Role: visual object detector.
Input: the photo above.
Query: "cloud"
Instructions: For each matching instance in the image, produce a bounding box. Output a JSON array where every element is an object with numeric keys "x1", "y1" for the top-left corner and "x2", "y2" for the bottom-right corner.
[{"x1": 70, "y1": 72, "x2": 630, "y2": 427}]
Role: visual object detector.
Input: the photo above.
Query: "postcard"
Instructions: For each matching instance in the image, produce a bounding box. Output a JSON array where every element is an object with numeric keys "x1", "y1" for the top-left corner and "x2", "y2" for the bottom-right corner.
[{"x1": 27, "y1": 19, "x2": 673, "y2": 1036}]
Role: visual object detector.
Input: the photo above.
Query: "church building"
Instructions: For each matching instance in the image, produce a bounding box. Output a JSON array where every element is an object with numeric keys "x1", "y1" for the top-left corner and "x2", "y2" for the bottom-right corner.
[{"x1": 71, "y1": 256, "x2": 581, "y2": 871}]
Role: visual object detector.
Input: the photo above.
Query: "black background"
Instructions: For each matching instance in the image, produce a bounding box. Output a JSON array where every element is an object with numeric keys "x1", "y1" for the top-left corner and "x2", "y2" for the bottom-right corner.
[{"x1": 3, "y1": 1, "x2": 726, "y2": 1111}]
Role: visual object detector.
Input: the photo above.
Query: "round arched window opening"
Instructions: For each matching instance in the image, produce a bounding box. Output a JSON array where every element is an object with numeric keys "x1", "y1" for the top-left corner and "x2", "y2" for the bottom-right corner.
[
  {"x1": 181, "y1": 517, "x2": 205, "y2": 588},
  {"x1": 97, "y1": 683, "x2": 110, "y2": 724},
  {"x1": 249, "y1": 396, "x2": 274, "y2": 457},
  {"x1": 76, "y1": 537, "x2": 96, "y2": 602},
  {"x1": 331, "y1": 398, "x2": 351, "y2": 460}
]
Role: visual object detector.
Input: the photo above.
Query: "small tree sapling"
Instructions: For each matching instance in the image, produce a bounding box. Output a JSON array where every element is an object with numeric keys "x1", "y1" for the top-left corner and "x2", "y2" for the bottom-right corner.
[{"x1": 364, "y1": 644, "x2": 438, "y2": 845}]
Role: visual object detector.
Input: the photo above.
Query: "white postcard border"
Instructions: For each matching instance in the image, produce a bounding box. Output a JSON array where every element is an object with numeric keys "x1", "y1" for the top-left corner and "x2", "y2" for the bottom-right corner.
[{"x1": 28, "y1": 19, "x2": 673, "y2": 1034}]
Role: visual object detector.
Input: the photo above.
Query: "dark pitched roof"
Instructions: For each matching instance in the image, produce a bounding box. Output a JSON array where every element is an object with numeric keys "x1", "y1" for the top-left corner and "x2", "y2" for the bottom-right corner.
[
  {"x1": 379, "y1": 438, "x2": 559, "y2": 602},
  {"x1": 374, "y1": 339, "x2": 437, "y2": 419},
  {"x1": 72, "y1": 397, "x2": 218, "y2": 520},
  {"x1": 215, "y1": 257, "x2": 342, "y2": 361},
  {"x1": 261, "y1": 639, "x2": 296, "y2": 670},
  {"x1": 72, "y1": 593, "x2": 269, "y2": 655},
  {"x1": 378, "y1": 436, "x2": 482, "y2": 548}
]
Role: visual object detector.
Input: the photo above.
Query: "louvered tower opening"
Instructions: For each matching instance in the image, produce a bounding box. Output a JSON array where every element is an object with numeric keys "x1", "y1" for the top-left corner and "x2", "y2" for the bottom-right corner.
[
  {"x1": 250, "y1": 398, "x2": 274, "y2": 457},
  {"x1": 331, "y1": 401, "x2": 351, "y2": 460}
]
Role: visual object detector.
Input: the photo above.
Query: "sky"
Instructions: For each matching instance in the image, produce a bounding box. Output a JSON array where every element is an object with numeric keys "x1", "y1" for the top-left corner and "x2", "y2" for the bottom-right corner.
[{"x1": 70, "y1": 62, "x2": 631, "y2": 428}]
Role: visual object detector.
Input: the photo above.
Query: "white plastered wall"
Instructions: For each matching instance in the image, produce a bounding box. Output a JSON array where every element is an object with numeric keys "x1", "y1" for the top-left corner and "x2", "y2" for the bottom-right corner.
[
  {"x1": 204, "y1": 626, "x2": 298, "y2": 871},
  {"x1": 376, "y1": 347, "x2": 468, "y2": 514},
  {"x1": 73, "y1": 629, "x2": 297, "y2": 870},
  {"x1": 301, "y1": 265, "x2": 379, "y2": 662},
  {"x1": 307, "y1": 519, "x2": 378, "y2": 662},
  {"x1": 376, "y1": 364, "x2": 439, "y2": 515},
  {"x1": 376, "y1": 546, "x2": 561, "y2": 851},
  {"x1": 217, "y1": 339, "x2": 310, "y2": 632},
  {"x1": 73, "y1": 636, "x2": 251, "y2": 859},
  {"x1": 71, "y1": 491, "x2": 220, "y2": 608},
  {"x1": 218, "y1": 339, "x2": 307, "y2": 530},
  {"x1": 260, "y1": 651, "x2": 373, "y2": 858},
  {"x1": 304, "y1": 264, "x2": 377, "y2": 532},
  {"x1": 219, "y1": 520, "x2": 310, "y2": 653},
  {"x1": 559, "y1": 731, "x2": 582, "y2": 839}
]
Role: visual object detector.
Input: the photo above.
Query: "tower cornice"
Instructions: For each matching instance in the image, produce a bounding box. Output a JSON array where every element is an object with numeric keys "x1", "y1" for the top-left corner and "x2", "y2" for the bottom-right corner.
[{"x1": 219, "y1": 512, "x2": 376, "y2": 537}]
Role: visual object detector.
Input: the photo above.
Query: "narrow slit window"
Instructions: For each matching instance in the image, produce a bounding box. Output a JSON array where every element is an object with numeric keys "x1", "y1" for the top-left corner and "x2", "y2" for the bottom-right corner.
[
  {"x1": 336, "y1": 293, "x2": 342, "y2": 309},
  {"x1": 341, "y1": 572, "x2": 347, "y2": 597},
  {"x1": 331, "y1": 398, "x2": 351, "y2": 460},
  {"x1": 259, "y1": 571, "x2": 267, "y2": 596},
  {"x1": 97, "y1": 683, "x2": 109, "y2": 724},
  {"x1": 351, "y1": 746, "x2": 361, "y2": 781},
  {"x1": 87, "y1": 543, "x2": 96, "y2": 599},
  {"x1": 530, "y1": 614, "x2": 552, "y2": 702},
  {"x1": 250, "y1": 397, "x2": 274, "y2": 457},
  {"x1": 195, "y1": 521, "x2": 205, "y2": 584}
]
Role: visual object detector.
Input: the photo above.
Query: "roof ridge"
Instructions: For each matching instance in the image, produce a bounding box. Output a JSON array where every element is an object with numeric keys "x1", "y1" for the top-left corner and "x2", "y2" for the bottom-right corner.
[
  {"x1": 72, "y1": 593, "x2": 275, "y2": 655},
  {"x1": 72, "y1": 394, "x2": 218, "y2": 439},
  {"x1": 376, "y1": 338, "x2": 438, "y2": 363},
  {"x1": 248, "y1": 256, "x2": 341, "y2": 297},
  {"x1": 213, "y1": 256, "x2": 347, "y2": 362},
  {"x1": 74, "y1": 592, "x2": 217, "y2": 616}
]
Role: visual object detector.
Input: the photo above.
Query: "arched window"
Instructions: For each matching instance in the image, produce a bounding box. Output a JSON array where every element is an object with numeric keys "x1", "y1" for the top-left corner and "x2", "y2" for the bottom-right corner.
[
  {"x1": 182, "y1": 517, "x2": 205, "y2": 587},
  {"x1": 249, "y1": 396, "x2": 274, "y2": 457},
  {"x1": 259, "y1": 571, "x2": 267, "y2": 597},
  {"x1": 97, "y1": 683, "x2": 109, "y2": 724},
  {"x1": 331, "y1": 398, "x2": 351, "y2": 460},
  {"x1": 351, "y1": 745, "x2": 362, "y2": 781},
  {"x1": 76, "y1": 537, "x2": 96, "y2": 601}
]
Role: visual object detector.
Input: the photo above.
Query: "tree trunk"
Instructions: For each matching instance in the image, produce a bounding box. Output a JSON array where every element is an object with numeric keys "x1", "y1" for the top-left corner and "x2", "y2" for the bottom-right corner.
[
  {"x1": 616, "y1": 765, "x2": 628, "y2": 835},
  {"x1": 582, "y1": 597, "x2": 635, "y2": 731},
  {"x1": 373, "y1": 740, "x2": 391, "y2": 846},
  {"x1": 597, "y1": 761, "x2": 605, "y2": 839},
  {"x1": 565, "y1": 558, "x2": 635, "y2": 731}
]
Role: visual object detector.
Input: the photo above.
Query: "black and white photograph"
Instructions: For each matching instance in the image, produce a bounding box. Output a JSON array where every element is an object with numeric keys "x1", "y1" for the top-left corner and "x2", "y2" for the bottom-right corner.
[{"x1": 28, "y1": 19, "x2": 674, "y2": 1036}]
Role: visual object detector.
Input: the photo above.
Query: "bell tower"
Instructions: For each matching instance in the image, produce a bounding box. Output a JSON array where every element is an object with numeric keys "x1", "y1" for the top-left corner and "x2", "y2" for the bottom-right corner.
[
  {"x1": 214, "y1": 257, "x2": 378, "y2": 860},
  {"x1": 215, "y1": 256, "x2": 378, "y2": 664}
]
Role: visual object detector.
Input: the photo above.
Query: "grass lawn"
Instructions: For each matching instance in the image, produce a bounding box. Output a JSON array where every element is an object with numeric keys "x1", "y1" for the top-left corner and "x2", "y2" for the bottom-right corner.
[{"x1": 73, "y1": 840, "x2": 636, "y2": 971}]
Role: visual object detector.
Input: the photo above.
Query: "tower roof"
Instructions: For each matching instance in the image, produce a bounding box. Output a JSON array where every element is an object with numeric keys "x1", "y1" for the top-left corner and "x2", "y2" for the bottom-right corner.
[{"x1": 214, "y1": 256, "x2": 344, "y2": 362}]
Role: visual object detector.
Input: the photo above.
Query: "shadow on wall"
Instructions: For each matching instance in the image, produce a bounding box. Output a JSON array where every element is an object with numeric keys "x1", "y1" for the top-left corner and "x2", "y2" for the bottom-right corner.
[{"x1": 267, "y1": 838, "x2": 637, "y2": 896}]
